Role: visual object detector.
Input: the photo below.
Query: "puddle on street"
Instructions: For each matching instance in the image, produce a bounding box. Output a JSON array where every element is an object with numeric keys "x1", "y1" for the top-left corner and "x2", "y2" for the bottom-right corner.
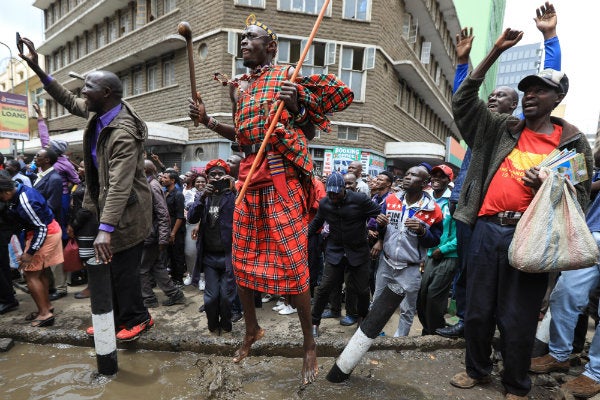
[{"x1": 0, "y1": 343, "x2": 431, "y2": 400}]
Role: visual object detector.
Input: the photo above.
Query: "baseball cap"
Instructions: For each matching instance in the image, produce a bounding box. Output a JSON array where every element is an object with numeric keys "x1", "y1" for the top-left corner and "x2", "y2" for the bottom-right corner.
[
  {"x1": 326, "y1": 172, "x2": 345, "y2": 193},
  {"x1": 430, "y1": 164, "x2": 454, "y2": 181},
  {"x1": 419, "y1": 162, "x2": 432, "y2": 173},
  {"x1": 518, "y1": 69, "x2": 569, "y2": 95}
]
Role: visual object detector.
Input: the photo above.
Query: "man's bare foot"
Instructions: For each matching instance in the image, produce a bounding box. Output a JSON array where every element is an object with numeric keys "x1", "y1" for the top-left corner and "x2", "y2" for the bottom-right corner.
[
  {"x1": 233, "y1": 327, "x2": 264, "y2": 363},
  {"x1": 302, "y1": 340, "x2": 318, "y2": 384}
]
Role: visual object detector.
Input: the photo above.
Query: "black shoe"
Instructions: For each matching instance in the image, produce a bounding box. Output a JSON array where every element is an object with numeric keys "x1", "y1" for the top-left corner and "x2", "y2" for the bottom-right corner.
[
  {"x1": 198, "y1": 304, "x2": 206, "y2": 313},
  {"x1": 340, "y1": 315, "x2": 358, "y2": 326},
  {"x1": 144, "y1": 298, "x2": 160, "y2": 308},
  {"x1": 0, "y1": 300, "x2": 19, "y2": 314},
  {"x1": 435, "y1": 321, "x2": 464, "y2": 338},
  {"x1": 321, "y1": 309, "x2": 341, "y2": 319},
  {"x1": 231, "y1": 312, "x2": 243, "y2": 322},
  {"x1": 162, "y1": 290, "x2": 185, "y2": 306},
  {"x1": 49, "y1": 291, "x2": 67, "y2": 301}
]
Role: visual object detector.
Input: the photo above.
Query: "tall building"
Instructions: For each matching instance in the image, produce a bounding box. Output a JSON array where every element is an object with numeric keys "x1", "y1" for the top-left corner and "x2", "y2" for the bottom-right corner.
[
  {"x1": 495, "y1": 42, "x2": 542, "y2": 116},
  {"x1": 30, "y1": 0, "x2": 462, "y2": 174},
  {"x1": 454, "y1": 0, "x2": 506, "y2": 99}
]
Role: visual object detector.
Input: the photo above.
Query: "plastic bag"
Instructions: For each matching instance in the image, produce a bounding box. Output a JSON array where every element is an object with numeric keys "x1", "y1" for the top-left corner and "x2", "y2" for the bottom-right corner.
[
  {"x1": 63, "y1": 238, "x2": 83, "y2": 272},
  {"x1": 8, "y1": 235, "x2": 22, "y2": 269},
  {"x1": 508, "y1": 168, "x2": 598, "y2": 273}
]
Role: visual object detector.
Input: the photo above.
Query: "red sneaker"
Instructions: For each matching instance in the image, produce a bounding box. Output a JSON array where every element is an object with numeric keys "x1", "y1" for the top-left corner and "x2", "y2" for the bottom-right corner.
[
  {"x1": 85, "y1": 324, "x2": 126, "y2": 337},
  {"x1": 115, "y1": 318, "x2": 154, "y2": 341}
]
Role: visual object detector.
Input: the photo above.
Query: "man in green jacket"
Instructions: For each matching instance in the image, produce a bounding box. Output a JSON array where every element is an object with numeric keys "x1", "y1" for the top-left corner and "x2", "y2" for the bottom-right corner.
[
  {"x1": 19, "y1": 37, "x2": 153, "y2": 342},
  {"x1": 448, "y1": 29, "x2": 593, "y2": 400}
]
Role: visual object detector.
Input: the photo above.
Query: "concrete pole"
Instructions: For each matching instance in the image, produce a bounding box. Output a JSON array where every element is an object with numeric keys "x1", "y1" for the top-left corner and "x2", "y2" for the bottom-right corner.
[{"x1": 86, "y1": 258, "x2": 118, "y2": 375}]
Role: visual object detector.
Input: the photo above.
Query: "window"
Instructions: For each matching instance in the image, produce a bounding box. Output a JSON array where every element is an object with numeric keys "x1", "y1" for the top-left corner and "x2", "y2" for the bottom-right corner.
[
  {"x1": 228, "y1": 32, "x2": 248, "y2": 76},
  {"x1": 340, "y1": 46, "x2": 375, "y2": 101},
  {"x1": 88, "y1": 29, "x2": 96, "y2": 52},
  {"x1": 120, "y1": 9, "x2": 131, "y2": 36},
  {"x1": 120, "y1": 74, "x2": 130, "y2": 97},
  {"x1": 147, "y1": 0, "x2": 158, "y2": 21},
  {"x1": 163, "y1": 57, "x2": 175, "y2": 86},
  {"x1": 420, "y1": 41, "x2": 431, "y2": 64},
  {"x1": 78, "y1": 33, "x2": 87, "y2": 58},
  {"x1": 97, "y1": 23, "x2": 106, "y2": 48},
  {"x1": 278, "y1": 38, "x2": 335, "y2": 75},
  {"x1": 235, "y1": 0, "x2": 265, "y2": 6},
  {"x1": 132, "y1": 68, "x2": 143, "y2": 95},
  {"x1": 402, "y1": 13, "x2": 418, "y2": 43},
  {"x1": 343, "y1": 0, "x2": 370, "y2": 21},
  {"x1": 278, "y1": 0, "x2": 332, "y2": 15},
  {"x1": 337, "y1": 125, "x2": 359, "y2": 141},
  {"x1": 164, "y1": 0, "x2": 177, "y2": 12},
  {"x1": 147, "y1": 63, "x2": 158, "y2": 91},
  {"x1": 108, "y1": 17, "x2": 118, "y2": 42}
]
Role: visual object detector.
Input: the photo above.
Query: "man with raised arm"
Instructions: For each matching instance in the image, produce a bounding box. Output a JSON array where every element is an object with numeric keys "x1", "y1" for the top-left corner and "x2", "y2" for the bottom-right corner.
[
  {"x1": 188, "y1": 15, "x2": 352, "y2": 384},
  {"x1": 448, "y1": 21, "x2": 592, "y2": 398},
  {"x1": 19, "y1": 37, "x2": 153, "y2": 342},
  {"x1": 438, "y1": 2, "x2": 562, "y2": 339}
]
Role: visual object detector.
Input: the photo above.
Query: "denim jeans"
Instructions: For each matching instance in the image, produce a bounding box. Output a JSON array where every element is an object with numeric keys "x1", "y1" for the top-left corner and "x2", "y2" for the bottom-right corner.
[
  {"x1": 549, "y1": 232, "x2": 600, "y2": 381},
  {"x1": 373, "y1": 259, "x2": 421, "y2": 337}
]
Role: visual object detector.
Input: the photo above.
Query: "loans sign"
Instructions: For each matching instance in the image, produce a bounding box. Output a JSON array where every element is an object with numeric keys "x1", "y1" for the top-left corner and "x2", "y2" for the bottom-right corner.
[{"x1": 0, "y1": 92, "x2": 29, "y2": 140}]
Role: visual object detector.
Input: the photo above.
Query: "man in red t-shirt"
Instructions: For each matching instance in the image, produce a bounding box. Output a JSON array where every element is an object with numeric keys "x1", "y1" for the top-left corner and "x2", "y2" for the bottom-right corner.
[{"x1": 449, "y1": 29, "x2": 593, "y2": 400}]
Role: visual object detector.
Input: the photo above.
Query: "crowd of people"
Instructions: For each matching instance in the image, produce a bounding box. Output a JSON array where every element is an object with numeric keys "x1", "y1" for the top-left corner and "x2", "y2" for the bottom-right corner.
[{"x1": 2, "y1": 2, "x2": 600, "y2": 398}]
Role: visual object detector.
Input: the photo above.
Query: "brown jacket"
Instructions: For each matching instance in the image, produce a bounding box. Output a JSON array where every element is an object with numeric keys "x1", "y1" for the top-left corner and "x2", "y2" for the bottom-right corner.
[{"x1": 45, "y1": 80, "x2": 152, "y2": 253}]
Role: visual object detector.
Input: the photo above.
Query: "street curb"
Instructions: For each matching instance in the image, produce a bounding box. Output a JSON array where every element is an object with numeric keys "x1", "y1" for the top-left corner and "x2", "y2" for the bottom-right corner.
[{"x1": 0, "y1": 325, "x2": 466, "y2": 358}]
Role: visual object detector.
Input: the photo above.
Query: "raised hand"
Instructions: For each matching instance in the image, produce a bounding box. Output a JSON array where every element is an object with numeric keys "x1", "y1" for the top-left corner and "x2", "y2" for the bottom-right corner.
[
  {"x1": 456, "y1": 27, "x2": 474, "y2": 64},
  {"x1": 534, "y1": 2, "x2": 557, "y2": 39},
  {"x1": 494, "y1": 28, "x2": 524, "y2": 52},
  {"x1": 17, "y1": 37, "x2": 39, "y2": 67}
]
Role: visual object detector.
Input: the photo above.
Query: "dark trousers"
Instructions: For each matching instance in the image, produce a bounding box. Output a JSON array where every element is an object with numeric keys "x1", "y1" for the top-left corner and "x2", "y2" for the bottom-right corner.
[
  {"x1": 453, "y1": 219, "x2": 472, "y2": 321},
  {"x1": 312, "y1": 257, "x2": 370, "y2": 326},
  {"x1": 417, "y1": 256, "x2": 459, "y2": 334},
  {"x1": 465, "y1": 218, "x2": 548, "y2": 396},
  {"x1": 167, "y1": 232, "x2": 186, "y2": 282},
  {"x1": 110, "y1": 242, "x2": 150, "y2": 329},
  {"x1": 308, "y1": 233, "x2": 324, "y2": 296},
  {"x1": 139, "y1": 244, "x2": 179, "y2": 301},
  {"x1": 203, "y1": 252, "x2": 236, "y2": 332},
  {"x1": 0, "y1": 230, "x2": 16, "y2": 304}
]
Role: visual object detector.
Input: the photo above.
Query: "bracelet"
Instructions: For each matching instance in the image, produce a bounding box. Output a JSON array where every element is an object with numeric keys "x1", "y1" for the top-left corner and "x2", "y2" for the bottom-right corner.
[{"x1": 206, "y1": 117, "x2": 220, "y2": 131}]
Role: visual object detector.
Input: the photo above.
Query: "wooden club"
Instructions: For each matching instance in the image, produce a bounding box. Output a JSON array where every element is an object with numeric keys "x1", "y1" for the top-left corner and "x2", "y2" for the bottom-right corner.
[{"x1": 178, "y1": 21, "x2": 200, "y2": 127}]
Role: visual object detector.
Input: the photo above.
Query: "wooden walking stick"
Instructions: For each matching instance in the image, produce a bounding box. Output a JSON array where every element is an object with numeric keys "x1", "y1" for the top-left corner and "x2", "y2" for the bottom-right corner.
[
  {"x1": 235, "y1": 0, "x2": 331, "y2": 205},
  {"x1": 178, "y1": 21, "x2": 200, "y2": 127}
]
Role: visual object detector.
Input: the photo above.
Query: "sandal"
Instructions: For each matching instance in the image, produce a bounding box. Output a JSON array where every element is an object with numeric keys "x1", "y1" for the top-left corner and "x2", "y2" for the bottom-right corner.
[
  {"x1": 31, "y1": 316, "x2": 55, "y2": 327},
  {"x1": 25, "y1": 308, "x2": 55, "y2": 321}
]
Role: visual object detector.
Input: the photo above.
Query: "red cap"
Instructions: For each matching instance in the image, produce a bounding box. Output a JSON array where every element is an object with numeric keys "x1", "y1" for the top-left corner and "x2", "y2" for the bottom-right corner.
[
  {"x1": 430, "y1": 164, "x2": 454, "y2": 181},
  {"x1": 205, "y1": 159, "x2": 230, "y2": 174}
]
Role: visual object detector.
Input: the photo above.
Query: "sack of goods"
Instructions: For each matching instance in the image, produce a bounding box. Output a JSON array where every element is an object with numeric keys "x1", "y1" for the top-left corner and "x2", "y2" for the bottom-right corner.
[{"x1": 509, "y1": 168, "x2": 598, "y2": 273}]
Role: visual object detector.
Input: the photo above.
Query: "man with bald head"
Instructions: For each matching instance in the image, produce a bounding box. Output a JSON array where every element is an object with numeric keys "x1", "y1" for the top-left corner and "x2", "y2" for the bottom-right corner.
[
  {"x1": 347, "y1": 161, "x2": 370, "y2": 197},
  {"x1": 20, "y1": 37, "x2": 153, "y2": 341}
]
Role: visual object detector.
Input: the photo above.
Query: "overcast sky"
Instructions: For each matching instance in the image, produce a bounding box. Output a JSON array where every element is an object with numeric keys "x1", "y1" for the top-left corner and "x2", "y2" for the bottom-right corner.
[{"x1": 1, "y1": 1, "x2": 598, "y2": 134}]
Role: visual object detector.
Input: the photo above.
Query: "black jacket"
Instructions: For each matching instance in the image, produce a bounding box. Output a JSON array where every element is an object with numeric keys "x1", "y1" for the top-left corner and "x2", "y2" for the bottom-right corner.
[{"x1": 308, "y1": 190, "x2": 381, "y2": 266}]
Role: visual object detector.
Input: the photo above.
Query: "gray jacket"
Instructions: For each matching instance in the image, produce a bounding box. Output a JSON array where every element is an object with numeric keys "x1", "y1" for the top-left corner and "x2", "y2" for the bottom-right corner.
[
  {"x1": 44, "y1": 80, "x2": 152, "y2": 253},
  {"x1": 452, "y1": 74, "x2": 593, "y2": 227}
]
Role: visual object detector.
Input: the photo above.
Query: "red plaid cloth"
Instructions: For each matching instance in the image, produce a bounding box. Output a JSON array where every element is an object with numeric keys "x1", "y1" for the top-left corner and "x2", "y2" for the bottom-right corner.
[{"x1": 232, "y1": 178, "x2": 309, "y2": 294}]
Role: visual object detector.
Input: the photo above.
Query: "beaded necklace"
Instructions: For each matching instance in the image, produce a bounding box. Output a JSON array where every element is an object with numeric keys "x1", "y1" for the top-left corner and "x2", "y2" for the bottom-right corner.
[{"x1": 213, "y1": 64, "x2": 273, "y2": 93}]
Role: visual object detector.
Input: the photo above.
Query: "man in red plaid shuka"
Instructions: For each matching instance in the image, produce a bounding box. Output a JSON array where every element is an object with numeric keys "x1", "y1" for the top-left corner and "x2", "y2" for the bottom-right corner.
[{"x1": 189, "y1": 14, "x2": 352, "y2": 384}]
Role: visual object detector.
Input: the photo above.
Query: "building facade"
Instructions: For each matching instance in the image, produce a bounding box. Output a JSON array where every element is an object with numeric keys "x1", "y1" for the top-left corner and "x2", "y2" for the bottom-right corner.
[
  {"x1": 31, "y1": 0, "x2": 463, "y2": 174},
  {"x1": 495, "y1": 42, "x2": 542, "y2": 117},
  {"x1": 454, "y1": 0, "x2": 506, "y2": 99}
]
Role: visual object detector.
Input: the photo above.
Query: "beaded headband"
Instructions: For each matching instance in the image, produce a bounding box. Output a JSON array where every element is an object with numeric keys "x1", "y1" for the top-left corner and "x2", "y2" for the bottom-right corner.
[{"x1": 245, "y1": 14, "x2": 277, "y2": 41}]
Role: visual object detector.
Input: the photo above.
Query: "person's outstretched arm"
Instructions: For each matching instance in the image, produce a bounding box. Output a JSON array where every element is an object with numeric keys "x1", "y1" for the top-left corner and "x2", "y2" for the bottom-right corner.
[
  {"x1": 534, "y1": 1, "x2": 560, "y2": 70},
  {"x1": 453, "y1": 27, "x2": 474, "y2": 94}
]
